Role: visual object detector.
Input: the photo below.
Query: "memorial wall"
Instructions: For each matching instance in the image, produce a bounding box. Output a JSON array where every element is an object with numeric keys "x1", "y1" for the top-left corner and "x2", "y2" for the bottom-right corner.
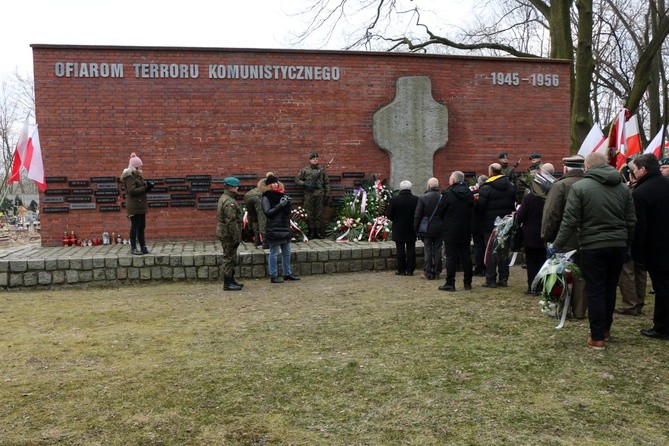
[{"x1": 32, "y1": 44, "x2": 571, "y2": 246}]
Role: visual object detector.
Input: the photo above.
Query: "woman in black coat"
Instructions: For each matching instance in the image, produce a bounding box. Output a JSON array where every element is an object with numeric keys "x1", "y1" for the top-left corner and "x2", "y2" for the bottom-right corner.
[
  {"x1": 515, "y1": 180, "x2": 547, "y2": 294},
  {"x1": 387, "y1": 181, "x2": 419, "y2": 275},
  {"x1": 262, "y1": 174, "x2": 300, "y2": 283}
]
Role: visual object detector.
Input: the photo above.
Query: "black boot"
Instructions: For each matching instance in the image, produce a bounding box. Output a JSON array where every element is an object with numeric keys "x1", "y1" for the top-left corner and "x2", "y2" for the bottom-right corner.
[
  {"x1": 315, "y1": 229, "x2": 323, "y2": 239},
  {"x1": 308, "y1": 228, "x2": 314, "y2": 239},
  {"x1": 231, "y1": 274, "x2": 244, "y2": 288},
  {"x1": 224, "y1": 276, "x2": 242, "y2": 291}
]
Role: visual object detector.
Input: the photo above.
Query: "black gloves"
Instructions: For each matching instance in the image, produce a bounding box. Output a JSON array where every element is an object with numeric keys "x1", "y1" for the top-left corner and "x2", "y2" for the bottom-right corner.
[{"x1": 145, "y1": 181, "x2": 155, "y2": 192}]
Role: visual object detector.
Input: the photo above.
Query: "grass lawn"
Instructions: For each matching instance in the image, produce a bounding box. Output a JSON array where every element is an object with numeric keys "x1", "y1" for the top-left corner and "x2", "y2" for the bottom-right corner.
[{"x1": 1, "y1": 269, "x2": 667, "y2": 445}]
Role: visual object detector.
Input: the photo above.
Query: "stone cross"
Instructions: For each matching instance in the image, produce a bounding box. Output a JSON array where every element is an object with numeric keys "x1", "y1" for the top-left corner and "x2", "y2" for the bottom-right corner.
[{"x1": 373, "y1": 76, "x2": 449, "y2": 194}]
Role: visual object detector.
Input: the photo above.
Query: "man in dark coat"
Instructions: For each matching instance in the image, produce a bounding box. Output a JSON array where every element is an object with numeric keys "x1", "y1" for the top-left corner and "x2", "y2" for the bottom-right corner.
[
  {"x1": 542, "y1": 155, "x2": 587, "y2": 317},
  {"x1": 630, "y1": 153, "x2": 669, "y2": 340},
  {"x1": 414, "y1": 177, "x2": 444, "y2": 280},
  {"x1": 515, "y1": 172, "x2": 548, "y2": 295},
  {"x1": 437, "y1": 171, "x2": 474, "y2": 291},
  {"x1": 386, "y1": 180, "x2": 419, "y2": 276},
  {"x1": 471, "y1": 174, "x2": 488, "y2": 276},
  {"x1": 476, "y1": 163, "x2": 517, "y2": 287}
]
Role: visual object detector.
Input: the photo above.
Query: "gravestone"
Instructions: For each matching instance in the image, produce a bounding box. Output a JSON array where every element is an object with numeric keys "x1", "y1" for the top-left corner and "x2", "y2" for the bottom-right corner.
[{"x1": 373, "y1": 76, "x2": 449, "y2": 194}]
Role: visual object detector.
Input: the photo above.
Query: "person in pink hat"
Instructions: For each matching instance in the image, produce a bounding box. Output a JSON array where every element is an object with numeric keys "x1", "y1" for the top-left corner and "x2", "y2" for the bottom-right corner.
[{"x1": 121, "y1": 152, "x2": 154, "y2": 255}]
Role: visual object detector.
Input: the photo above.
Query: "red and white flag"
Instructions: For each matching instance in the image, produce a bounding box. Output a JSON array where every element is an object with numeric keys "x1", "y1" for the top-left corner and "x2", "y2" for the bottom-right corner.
[
  {"x1": 7, "y1": 116, "x2": 30, "y2": 185},
  {"x1": 577, "y1": 123, "x2": 606, "y2": 157},
  {"x1": 644, "y1": 125, "x2": 665, "y2": 158},
  {"x1": 26, "y1": 126, "x2": 46, "y2": 191},
  {"x1": 6, "y1": 118, "x2": 46, "y2": 191},
  {"x1": 625, "y1": 114, "x2": 642, "y2": 157},
  {"x1": 615, "y1": 109, "x2": 627, "y2": 154}
]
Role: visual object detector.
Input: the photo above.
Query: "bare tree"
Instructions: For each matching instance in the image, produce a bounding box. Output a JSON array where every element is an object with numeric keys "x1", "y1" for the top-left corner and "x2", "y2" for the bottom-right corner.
[{"x1": 293, "y1": 0, "x2": 669, "y2": 151}]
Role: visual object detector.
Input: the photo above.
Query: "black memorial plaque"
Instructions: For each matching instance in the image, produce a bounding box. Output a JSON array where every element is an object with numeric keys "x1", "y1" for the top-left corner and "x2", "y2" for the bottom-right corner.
[
  {"x1": 171, "y1": 193, "x2": 196, "y2": 200},
  {"x1": 96, "y1": 197, "x2": 118, "y2": 203},
  {"x1": 168, "y1": 185, "x2": 190, "y2": 191},
  {"x1": 197, "y1": 203, "x2": 218, "y2": 210},
  {"x1": 43, "y1": 196, "x2": 65, "y2": 203},
  {"x1": 237, "y1": 185, "x2": 252, "y2": 192},
  {"x1": 148, "y1": 194, "x2": 171, "y2": 201},
  {"x1": 190, "y1": 186, "x2": 211, "y2": 193},
  {"x1": 171, "y1": 201, "x2": 196, "y2": 208},
  {"x1": 186, "y1": 175, "x2": 212, "y2": 181},
  {"x1": 45, "y1": 176, "x2": 67, "y2": 183},
  {"x1": 151, "y1": 187, "x2": 168, "y2": 193},
  {"x1": 43, "y1": 206, "x2": 70, "y2": 213},
  {"x1": 96, "y1": 183, "x2": 119, "y2": 190},
  {"x1": 328, "y1": 175, "x2": 342, "y2": 182},
  {"x1": 330, "y1": 184, "x2": 346, "y2": 191},
  {"x1": 165, "y1": 177, "x2": 186, "y2": 184},
  {"x1": 45, "y1": 189, "x2": 71, "y2": 195},
  {"x1": 342, "y1": 172, "x2": 365, "y2": 178},
  {"x1": 190, "y1": 181, "x2": 211, "y2": 187},
  {"x1": 210, "y1": 188, "x2": 225, "y2": 195},
  {"x1": 90, "y1": 176, "x2": 117, "y2": 183},
  {"x1": 145, "y1": 178, "x2": 165, "y2": 184},
  {"x1": 69, "y1": 203, "x2": 96, "y2": 210},
  {"x1": 95, "y1": 190, "x2": 120, "y2": 196},
  {"x1": 71, "y1": 188, "x2": 94, "y2": 195},
  {"x1": 66, "y1": 196, "x2": 92, "y2": 203},
  {"x1": 149, "y1": 202, "x2": 169, "y2": 208},
  {"x1": 100, "y1": 205, "x2": 121, "y2": 212},
  {"x1": 69, "y1": 180, "x2": 90, "y2": 187},
  {"x1": 198, "y1": 196, "x2": 219, "y2": 203}
]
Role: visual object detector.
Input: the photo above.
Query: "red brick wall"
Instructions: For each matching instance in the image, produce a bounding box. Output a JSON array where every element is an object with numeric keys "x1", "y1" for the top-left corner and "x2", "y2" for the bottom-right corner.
[{"x1": 32, "y1": 45, "x2": 571, "y2": 246}]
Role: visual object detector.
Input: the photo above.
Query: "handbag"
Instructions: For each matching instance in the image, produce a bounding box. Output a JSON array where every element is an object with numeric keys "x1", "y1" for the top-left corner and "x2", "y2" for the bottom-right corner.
[
  {"x1": 417, "y1": 196, "x2": 442, "y2": 236},
  {"x1": 510, "y1": 224, "x2": 524, "y2": 251},
  {"x1": 418, "y1": 216, "x2": 429, "y2": 235}
]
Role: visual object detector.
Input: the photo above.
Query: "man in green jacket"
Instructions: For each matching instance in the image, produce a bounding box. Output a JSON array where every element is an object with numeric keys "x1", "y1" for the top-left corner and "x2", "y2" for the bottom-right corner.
[
  {"x1": 549, "y1": 152, "x2": 636, "y2": 350},
  {"x1": 217, "y1": 177, "x2": 244, "y2": 291}
]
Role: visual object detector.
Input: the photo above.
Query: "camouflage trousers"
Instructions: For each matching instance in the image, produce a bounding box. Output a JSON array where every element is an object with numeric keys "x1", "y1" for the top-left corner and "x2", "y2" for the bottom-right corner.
[
  {"x1": 304, "y1": 191, "x2": 324, "y2": 229},
  {"x1": 220, "y1": 241, "x2": 240, "y2": 276},
  {"x1": 245, "y1": 196, "x2": 266, "y2": 239}
]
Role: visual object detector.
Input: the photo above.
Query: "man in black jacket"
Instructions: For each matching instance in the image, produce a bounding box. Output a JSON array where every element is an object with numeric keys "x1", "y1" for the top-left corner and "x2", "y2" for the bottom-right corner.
[
  {"x1": 437, "y1": 171, "x2": 474, "y2": 291},
  {"x1": 414, "y1": 177, "x2": 444, "y2": 280},
  {"x1": 387, "y1": 180, "x2": 419, "y2": 276},
  {"x1": 630, "y1": 153, "x2": 669, "y2": 340},
  {"x1": 476, "y1": 163, "x2": 517, "y2": 287}
]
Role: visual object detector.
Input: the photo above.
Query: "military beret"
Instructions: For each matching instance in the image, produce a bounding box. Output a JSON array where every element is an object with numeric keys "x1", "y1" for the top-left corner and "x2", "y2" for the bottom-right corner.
[
  {"x1": 310, "y1": 152, "x2": 319, "y2": 159},
  {"x1": 562, "y1": 154, "x2": 584, "y2": 168},
  {"x1": 498, "y1": 152, "x2": 508, "y2": 159},
  {"x1": 529, "y1": 153, "x2": 542, "y2": 160},
  {"x1": 661, "y1": 158, "x2": 669, "y2": 166},
  {"x1": 223, "y1": 177, "x2": 240, "y2": 187}
]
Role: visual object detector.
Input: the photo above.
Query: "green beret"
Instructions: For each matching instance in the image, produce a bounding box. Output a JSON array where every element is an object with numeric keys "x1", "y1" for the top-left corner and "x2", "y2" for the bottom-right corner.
[
  {"x1": 223, "y1": 177, "x2": 240, "y2": 187},
  {"x1": 661, "y1": 158, "x2": 669, "y2": 166},
  {"x1": 529, "y1": 153, "x2": 542, "y2": 160}
]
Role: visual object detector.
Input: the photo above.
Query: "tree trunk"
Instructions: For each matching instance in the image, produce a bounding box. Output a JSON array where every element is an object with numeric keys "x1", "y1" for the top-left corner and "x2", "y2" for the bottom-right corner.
[{"x1": 571, "y1": 0, "x2": 595, "y2": 152}]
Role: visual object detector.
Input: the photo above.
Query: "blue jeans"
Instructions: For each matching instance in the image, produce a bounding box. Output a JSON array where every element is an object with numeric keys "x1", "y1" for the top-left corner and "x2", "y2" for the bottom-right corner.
[
  {"x1": 580, "y1": 247, "x2": 626, "y2": 341},
  {"x1": 268, "y1": 242, "x2": 292, "y2": 278}
]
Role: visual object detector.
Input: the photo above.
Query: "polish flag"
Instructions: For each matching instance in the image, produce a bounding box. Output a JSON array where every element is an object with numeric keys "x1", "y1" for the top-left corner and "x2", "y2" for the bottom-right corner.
[
  {"x1": 7, "y1": 116, "x2": 30, "y2": 185},
  {"x1": 577, "y1": 123, "x2": 606, "y2": 157},
  {"x1": 644, "y1": 125, "x2": 665, "y2": 158},
  {"x1": 25, "y1": 126, "x2": 46, "y2": 191},
  {"x1": 625, "y1": 115, "x2": 642, "y2": 157},
  {"x1": 615, "y1": 109, "x2": 627, "y2": 154}
]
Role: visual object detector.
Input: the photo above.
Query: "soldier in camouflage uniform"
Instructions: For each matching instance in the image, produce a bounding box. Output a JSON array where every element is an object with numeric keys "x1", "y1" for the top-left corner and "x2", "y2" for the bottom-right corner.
[
  {"x1": 296, "y1": 152, "x2": 330, "y2": 239},
  {"x1": 217, "y1": 177, "x2": 244, "y2": 291},
  {"x1": 244, "y1": 176, "x2": 268, "y2": 248}
]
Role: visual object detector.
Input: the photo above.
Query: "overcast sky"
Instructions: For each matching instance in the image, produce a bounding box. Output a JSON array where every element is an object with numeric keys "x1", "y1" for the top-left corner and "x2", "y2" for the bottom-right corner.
[{"x1": 1, "y1": 0, "x2": 473, "y2": 78}]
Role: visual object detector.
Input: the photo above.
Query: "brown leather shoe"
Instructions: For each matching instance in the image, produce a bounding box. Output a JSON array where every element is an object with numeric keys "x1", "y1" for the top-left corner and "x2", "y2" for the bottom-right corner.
[
  {"x1": 614, "y1": 308, "x2": 638, "y2": 316},
  {"x1": 587, "y1": 337, "x2": 606, "y2": 350}
]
